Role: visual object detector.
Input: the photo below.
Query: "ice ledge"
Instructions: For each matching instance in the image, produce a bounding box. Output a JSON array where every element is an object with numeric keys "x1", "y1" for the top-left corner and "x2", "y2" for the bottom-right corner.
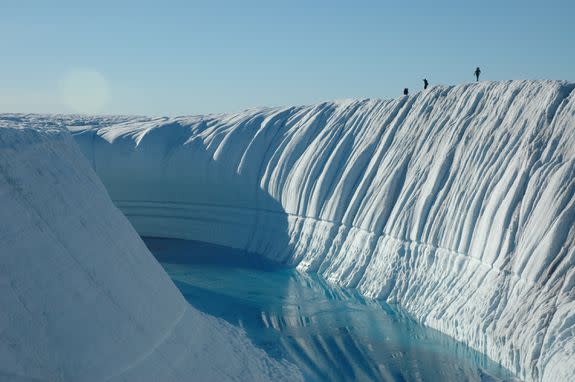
[
  {"x1": 69, "y1": 80, "x2": 574, "y2": 381},
  {"x1": 3, "y1": 79, "x2": 574, "y2": 381}
]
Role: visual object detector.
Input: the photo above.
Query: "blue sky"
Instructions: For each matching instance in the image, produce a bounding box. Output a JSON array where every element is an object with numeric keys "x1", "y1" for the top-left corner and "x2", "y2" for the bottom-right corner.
[{"x1": 1, "y1": 0, "x2": 573, "y2": 115}]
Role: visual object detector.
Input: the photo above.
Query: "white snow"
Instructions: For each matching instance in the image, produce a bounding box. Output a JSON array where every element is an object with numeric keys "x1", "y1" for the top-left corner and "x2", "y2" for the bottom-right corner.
[
  {"x1": 2, "y1": 79, "x2": 574, "y2": 381},
  {"x1": 0, "y1": 119, "x2": 302, "y2": 381}
]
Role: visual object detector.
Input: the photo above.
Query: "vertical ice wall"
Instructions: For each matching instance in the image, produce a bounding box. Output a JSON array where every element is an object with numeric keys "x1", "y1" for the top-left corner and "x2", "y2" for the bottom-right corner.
[
  {"x1": 56, "y1": 80, "x2": 575, "y2": 381},
  {"x1": 0, "y1": 121, "x2": 302, "y2": 381}
]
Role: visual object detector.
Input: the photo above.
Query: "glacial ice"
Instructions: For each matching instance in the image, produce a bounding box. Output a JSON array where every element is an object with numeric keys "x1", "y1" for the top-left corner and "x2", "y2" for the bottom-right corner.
[
  {"x1": 64, "y1": 80, "x2": 575, "y2": 381},
  {"x1": 0, "y1": 120, "x2": 302, "y2": 381},
  {"x1": 2, "y1": 79, "x2": 574, "y2": 381}
]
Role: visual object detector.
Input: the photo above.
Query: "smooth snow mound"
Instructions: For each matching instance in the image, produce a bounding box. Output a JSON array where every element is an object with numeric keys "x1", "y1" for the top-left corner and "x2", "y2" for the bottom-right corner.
[
  {"x1": 0, "y1": 120, "x2": 302, "y2": 381},
  {"x1": 5, "y1": 79, "x2": 574, "y2": 381}
]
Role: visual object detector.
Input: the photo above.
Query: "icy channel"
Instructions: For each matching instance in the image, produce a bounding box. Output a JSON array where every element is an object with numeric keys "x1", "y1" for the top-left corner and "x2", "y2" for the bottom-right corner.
[{"x1": 146, "y1": 238, "x2": 516, "y2": 382}]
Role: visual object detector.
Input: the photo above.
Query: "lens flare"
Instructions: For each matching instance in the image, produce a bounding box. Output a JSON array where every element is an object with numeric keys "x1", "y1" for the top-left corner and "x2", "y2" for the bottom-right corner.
[{"x1": 59, "y1": 69, "x2": 110, "y2": 114}]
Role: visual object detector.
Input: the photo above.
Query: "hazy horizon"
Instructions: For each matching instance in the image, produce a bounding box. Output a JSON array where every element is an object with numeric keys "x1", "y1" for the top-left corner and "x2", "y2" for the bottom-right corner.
[{"x1": 2, "y1": 0, "x2": 574, "y2": 116}]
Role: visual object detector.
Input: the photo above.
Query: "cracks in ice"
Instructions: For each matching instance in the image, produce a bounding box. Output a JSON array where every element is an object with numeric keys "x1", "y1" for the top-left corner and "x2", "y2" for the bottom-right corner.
[{"x1": 114, "y1": 199, "x2": 534, "y2": 289}]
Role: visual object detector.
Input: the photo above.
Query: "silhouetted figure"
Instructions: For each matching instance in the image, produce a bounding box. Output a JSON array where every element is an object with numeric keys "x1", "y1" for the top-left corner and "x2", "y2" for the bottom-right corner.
[
  {"x1": 474, "y1": 67, "x2": 481, "y2": 82},
  {"x1": 403, "y1": 88, "x2": 409, "y2": 96},
  {"x1": 423, "y1": 79, "x2": 429, "y2": 89}
]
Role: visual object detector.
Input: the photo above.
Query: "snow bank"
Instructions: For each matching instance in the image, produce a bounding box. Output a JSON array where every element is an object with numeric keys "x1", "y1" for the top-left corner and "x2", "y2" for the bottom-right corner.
[
  {"x1": 13, "y1": 79, "x2": 574, "y2": 381},
  {"x1": 0, "y1": 119, "x2": 302, "y2": 381}
]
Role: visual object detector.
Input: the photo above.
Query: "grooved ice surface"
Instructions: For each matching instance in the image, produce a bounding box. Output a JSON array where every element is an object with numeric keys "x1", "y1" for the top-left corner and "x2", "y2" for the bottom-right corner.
[
  {"x1": 5, "y1": 79, "x2": 574, "y2": 381},
  {"x1": 0, "y1": 121, "x2": 302, "y2": 381}
]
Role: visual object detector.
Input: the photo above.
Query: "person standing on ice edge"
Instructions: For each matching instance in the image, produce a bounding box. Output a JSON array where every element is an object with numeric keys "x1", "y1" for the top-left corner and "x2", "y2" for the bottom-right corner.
[
  {"x1": 474, "y1": 67, "x2": 481, "y2": 81},
  {"x1": 423, "y1": 79, "x2": 429, "y2": 89},
  {"x1": 403, "y1": 88, "x2": 409, "y2": 96}
]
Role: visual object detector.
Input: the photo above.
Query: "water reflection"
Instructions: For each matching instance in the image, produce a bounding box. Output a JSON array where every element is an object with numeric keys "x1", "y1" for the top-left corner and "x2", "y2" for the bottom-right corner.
[{"x1": 146, "y1": 238, "x2": 515, "y2": 382}]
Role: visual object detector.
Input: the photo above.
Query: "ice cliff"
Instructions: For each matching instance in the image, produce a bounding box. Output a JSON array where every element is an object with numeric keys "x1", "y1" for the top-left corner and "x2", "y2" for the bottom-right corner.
[
  {"x1": 0, "y1": 119, "x2": 302, "y2": 381},
  {"x1": 3, "y1": 79, "x2": 573, "y2": 381}
]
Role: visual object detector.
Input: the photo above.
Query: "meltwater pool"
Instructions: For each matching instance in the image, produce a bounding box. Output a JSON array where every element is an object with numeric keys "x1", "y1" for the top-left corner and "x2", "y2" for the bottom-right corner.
[{"x1": 145, "y1": 238, "x2": 515, "y2": 382}]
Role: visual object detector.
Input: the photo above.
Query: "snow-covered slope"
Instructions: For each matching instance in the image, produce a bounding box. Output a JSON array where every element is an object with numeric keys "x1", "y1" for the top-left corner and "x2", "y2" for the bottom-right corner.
[
  {"x1": 0, "y1": 119, "x2": 302, "y2": 381},
  {"x1": 7, "y1": 79, "x2": 574, "y2": 381}
]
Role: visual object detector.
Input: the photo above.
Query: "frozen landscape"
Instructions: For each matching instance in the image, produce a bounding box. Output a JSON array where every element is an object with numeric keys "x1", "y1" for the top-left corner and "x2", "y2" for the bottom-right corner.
[
  {"x1": 1, "y1": 79, "x2": 574, "y2": 381},
  {"x1": 0, "y1": 118, "x2": 301, "y2": 381}
]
